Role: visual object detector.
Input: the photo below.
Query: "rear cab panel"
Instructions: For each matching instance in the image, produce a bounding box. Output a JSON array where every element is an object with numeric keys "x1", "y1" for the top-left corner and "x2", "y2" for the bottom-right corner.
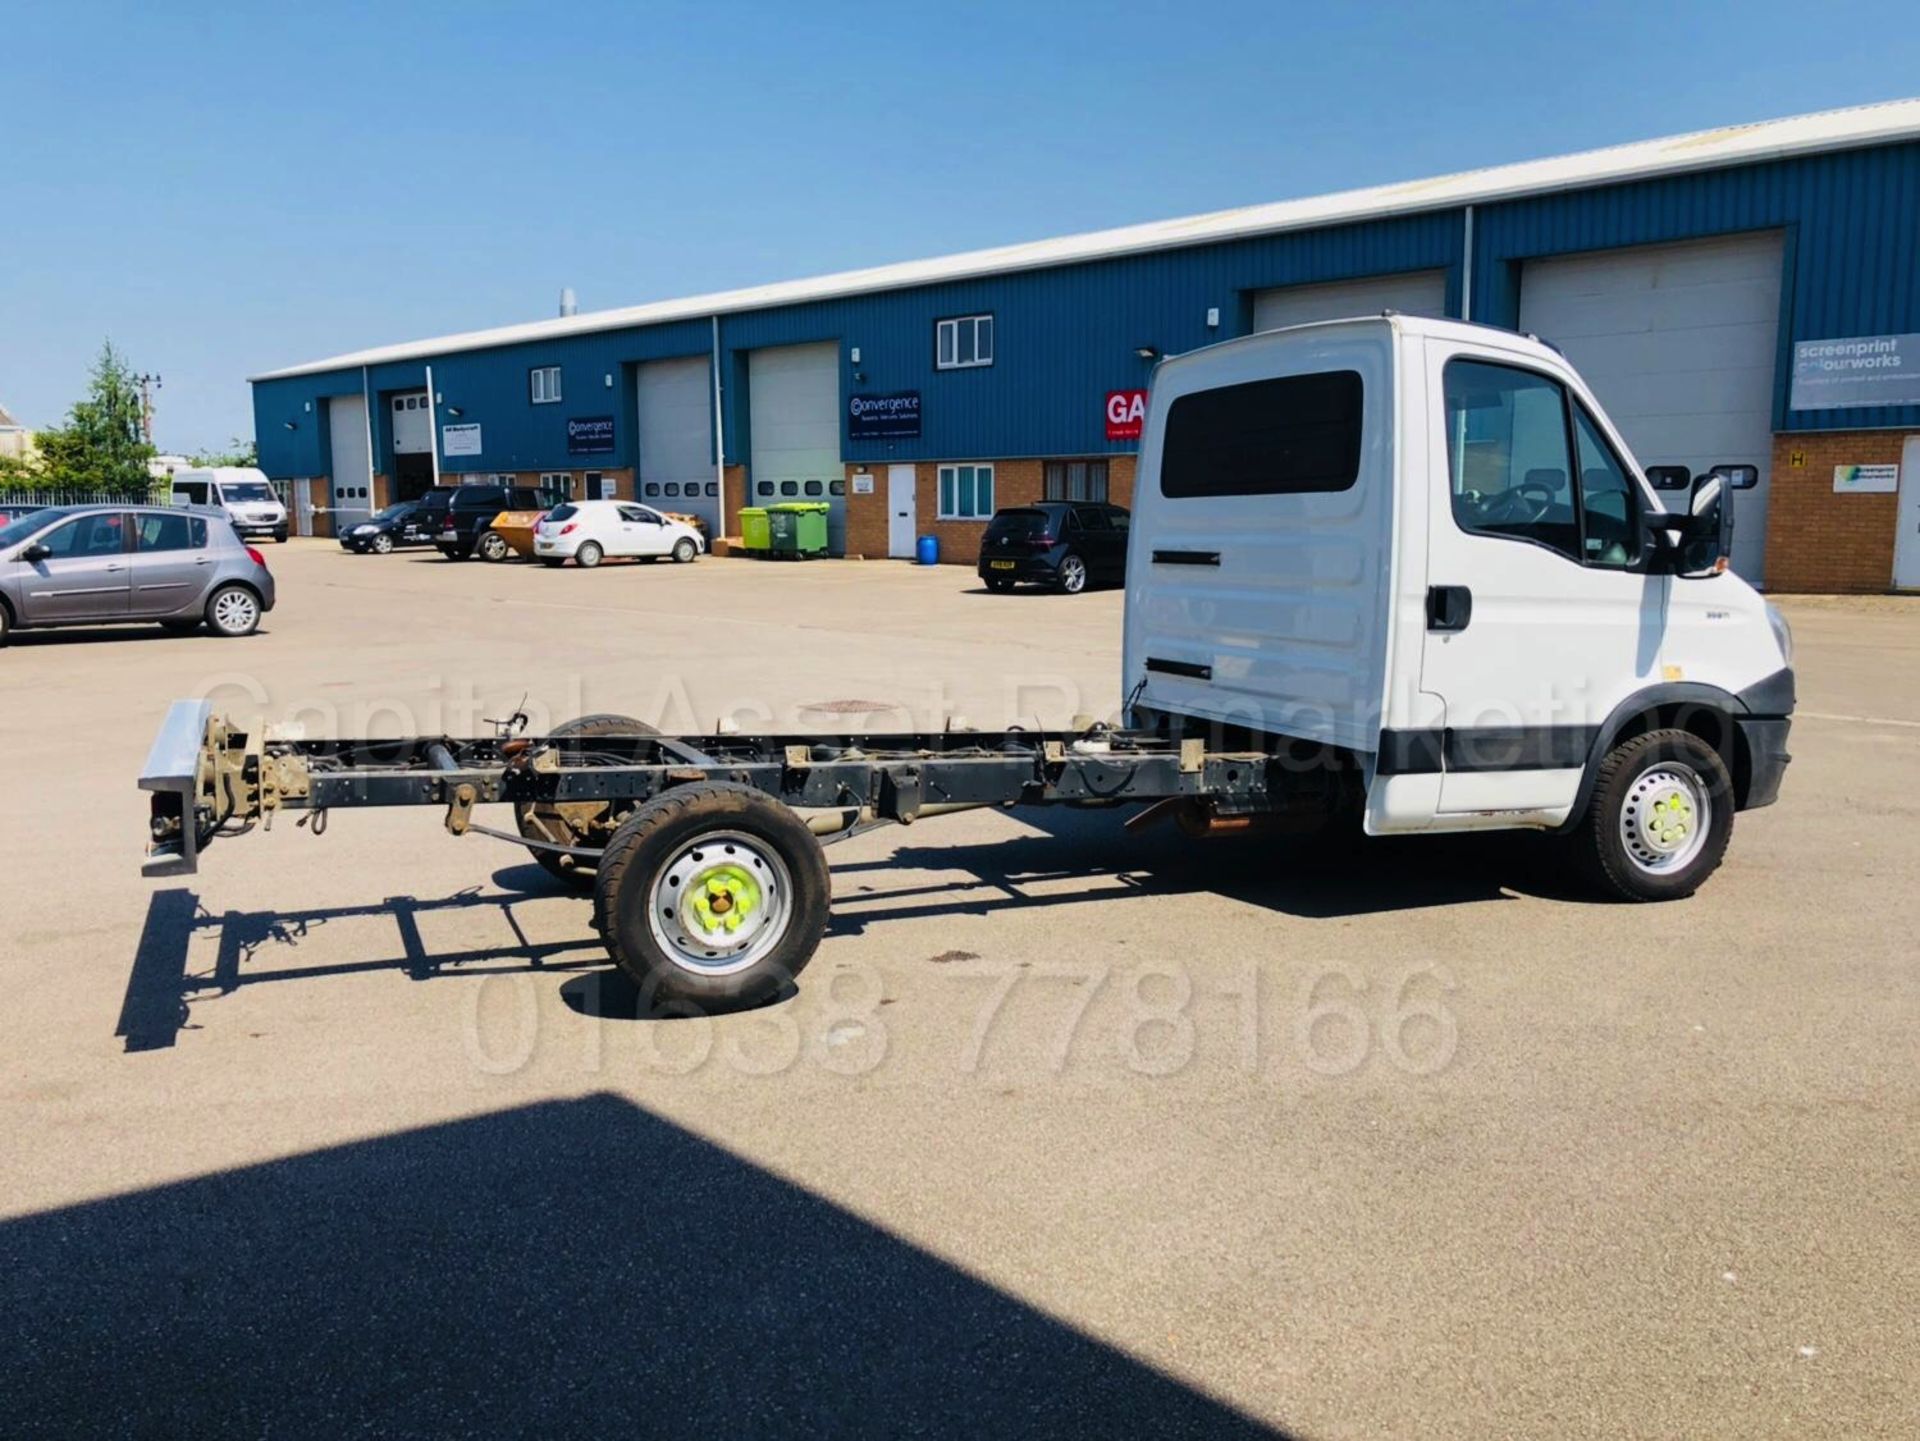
[{"x1": 1123, "y1": 319, "x2": 1398, "y2": 756}]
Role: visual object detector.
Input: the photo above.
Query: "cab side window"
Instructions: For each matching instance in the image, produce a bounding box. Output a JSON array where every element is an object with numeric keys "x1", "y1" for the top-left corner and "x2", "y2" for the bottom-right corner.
[
  {"x1": 1572, "y1": 405, "x2": 1640, "y2": 568},
  {"x1": 1443, "y1": 360, "x2": 1580, "y2": 562}
]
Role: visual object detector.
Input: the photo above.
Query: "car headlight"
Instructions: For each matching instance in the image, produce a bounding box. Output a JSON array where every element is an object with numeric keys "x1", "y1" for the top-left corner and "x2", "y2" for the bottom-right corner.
[
  {"x1": 353, "y1": 524, "x2": 375, "y2": 535},
  {"x1": 1765, "y1": 602, "x2": 1793, "y2": 666}
]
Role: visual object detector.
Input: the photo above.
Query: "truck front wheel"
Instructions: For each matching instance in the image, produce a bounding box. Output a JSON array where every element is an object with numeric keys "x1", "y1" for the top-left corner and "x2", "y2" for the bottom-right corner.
[
  {"x1": 595, "y1": 781, "x2": 829, "y2": 1009},
  {"x1": 1567, "y1": 728, "x2": 1733, "y2": 901}
]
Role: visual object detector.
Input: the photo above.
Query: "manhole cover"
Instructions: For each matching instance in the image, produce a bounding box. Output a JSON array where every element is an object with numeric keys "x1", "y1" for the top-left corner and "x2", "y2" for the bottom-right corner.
[{"x1": 798, "y1": 699, "x2": 901, "y2": 715}]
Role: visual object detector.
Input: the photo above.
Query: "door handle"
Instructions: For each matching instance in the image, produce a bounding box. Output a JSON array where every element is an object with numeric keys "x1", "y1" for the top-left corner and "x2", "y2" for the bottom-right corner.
[
  {"x1": 104, "y1": 564, "x2": 126, "y2": 573},
  {"x1": 194, "y1": 557, "x2": 214, "y2": 565},
  {"x1": 1426, "y1": 584, "x2": 1472, "y2": 632}
]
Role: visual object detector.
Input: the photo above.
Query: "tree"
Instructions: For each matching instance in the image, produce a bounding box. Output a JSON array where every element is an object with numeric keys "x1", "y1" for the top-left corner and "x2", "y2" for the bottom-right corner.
[
  {"x1": 35, "y1": 340, "x2": 155, "y2": 494},
  {"x1": 190, "y1": 436, "x2": 259, "y2": 469}
]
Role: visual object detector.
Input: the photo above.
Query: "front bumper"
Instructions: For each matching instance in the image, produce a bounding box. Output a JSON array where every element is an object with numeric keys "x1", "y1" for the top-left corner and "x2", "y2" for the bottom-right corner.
[{"x1": 1735, "y1": 716, "x2": 1792, "y2": 809}]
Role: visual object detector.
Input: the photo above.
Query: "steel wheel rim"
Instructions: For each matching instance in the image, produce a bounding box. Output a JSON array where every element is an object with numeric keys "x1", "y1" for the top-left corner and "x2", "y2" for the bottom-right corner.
[
  {"x1": 372, "y1": 533, "x2": 393, "y2": 553},
  {"x1": 646, "y1": 829, "x2": 793, "y2": 976},
  {"x1": 212, "y1": 590, "x2": 257, "y2": 633},
  {"x1": 578, "y1": 543, "x2": 601, "y2": 568},
  {"x1": 1061, "y1": 556, "x2": 1086, "y2": 591},
  {"x1": 1619, "y1": 762, "x2": 1712, "y2": 874},
  {"x1": 675, "y1": 539, "x2": 694, "y2": 562}
]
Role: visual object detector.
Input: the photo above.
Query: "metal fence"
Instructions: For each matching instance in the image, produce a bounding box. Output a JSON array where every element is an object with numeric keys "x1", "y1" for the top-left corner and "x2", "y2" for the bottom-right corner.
[{"x1": 0, "y1": 485, "x2": 170, "y2": 508}]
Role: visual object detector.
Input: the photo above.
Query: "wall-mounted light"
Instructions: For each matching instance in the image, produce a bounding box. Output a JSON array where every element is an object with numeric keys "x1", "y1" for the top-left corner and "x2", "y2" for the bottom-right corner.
[
  {"x1": 1205, "y1": 307, "x2": 1221, "y2": 328},
  {"x1": 434, "y1": 392, "x2": 443, "y2": 404},
  {"x1": 283, "y1": 420, "x2": 298, "y2": 431},
  {"x1": 446, "y1": 406, "x2": 464, "y2": 418},
  {"x1": 303, "y1": 400, "x2": 312, "y2": 412},
  {"x1": 604, "y1": 373, "x2": 614, "y2": 388},
  {"x1": 1134, "y1": 345, "x2": 1160, "y2": 361},
  {"x1": 850, "y1": 346, "x2": 862, "y2": 364}
]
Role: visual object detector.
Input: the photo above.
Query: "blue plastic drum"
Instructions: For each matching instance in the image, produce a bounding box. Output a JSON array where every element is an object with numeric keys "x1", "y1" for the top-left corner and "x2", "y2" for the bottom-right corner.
[{"x1": 915, "y1": 534, "x2": 940, "y2": 566}]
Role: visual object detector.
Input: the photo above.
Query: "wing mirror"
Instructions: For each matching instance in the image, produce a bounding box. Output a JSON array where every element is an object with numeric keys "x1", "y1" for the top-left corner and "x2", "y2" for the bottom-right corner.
[
  {"x1": 1645, "y1": 464, "x2": 1692, "y2": 491},
  {"x1": 17, "y1": 542, "x2": 51, "y2": 564},
  {"x1": 1665, "y1": 473, "x2": 1737, "y2": 578}
]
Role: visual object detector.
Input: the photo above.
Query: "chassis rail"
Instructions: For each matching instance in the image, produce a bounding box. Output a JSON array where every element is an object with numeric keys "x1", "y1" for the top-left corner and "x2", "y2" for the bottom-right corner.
[{"x1": 141, "y1": 700, "x2": 1289, "y2": 878}]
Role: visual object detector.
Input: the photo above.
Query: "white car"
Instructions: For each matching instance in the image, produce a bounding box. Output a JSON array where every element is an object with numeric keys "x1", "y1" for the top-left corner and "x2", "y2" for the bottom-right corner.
[{"x1": 532, "y1": 501, "x2": 705, "y2": 568}]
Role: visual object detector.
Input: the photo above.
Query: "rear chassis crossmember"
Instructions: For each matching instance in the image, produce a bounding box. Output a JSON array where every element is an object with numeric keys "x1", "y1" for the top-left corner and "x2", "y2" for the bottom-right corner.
[{"x1": 141, "y1": 699, "x2": 1288, "y2": 879}]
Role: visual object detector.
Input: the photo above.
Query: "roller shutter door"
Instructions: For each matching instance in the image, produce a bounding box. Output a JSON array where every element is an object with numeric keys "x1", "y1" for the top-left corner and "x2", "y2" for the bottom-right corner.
[
  {"x1": 1252, "y1": 270, "x2": 1448, "y2": 332},
  {"x1": 637, "y1": 357, "x2": 717, "y2": 534},
  {"x1": 748, "y1": 342, "x2": 844, "y2": 554},
  {"x1": 1518, "y1": 232, "x2": 1783, "y2": 582}
]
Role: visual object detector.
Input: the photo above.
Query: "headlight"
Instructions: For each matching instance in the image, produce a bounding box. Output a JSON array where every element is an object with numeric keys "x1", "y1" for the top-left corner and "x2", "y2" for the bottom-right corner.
[
  {"x1": 353, "y1": 524, "x2": 375, "y2": 535},
  {"x1": 1765, "y1": 602, "x2": 1793, "y2": 666}
]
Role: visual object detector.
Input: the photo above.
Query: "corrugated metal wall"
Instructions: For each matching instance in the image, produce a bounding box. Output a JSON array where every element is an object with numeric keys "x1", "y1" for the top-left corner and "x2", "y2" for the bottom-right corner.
[
  {"x1": 253, "y1": 139, "x2": 1920, "y2": 480},
  {"x1": 1473, "y1": 140, "x2": 1920, "y2": 432}
]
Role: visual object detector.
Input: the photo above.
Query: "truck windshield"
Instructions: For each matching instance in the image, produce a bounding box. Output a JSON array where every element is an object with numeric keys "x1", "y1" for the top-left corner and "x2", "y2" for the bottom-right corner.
[{"x1": 220, "y1": 483, "x2": 276, "y2": 503}]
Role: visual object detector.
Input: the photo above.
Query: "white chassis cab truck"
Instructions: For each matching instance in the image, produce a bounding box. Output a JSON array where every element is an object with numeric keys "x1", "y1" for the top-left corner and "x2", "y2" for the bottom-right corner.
[{"x1": 141, "y1": 316, "x2": 1794, "y2": 1010}]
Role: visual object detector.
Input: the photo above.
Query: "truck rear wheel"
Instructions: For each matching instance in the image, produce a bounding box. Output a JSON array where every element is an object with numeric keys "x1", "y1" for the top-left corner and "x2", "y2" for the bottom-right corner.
[
  {"x1": 1567, "y1": 728, "x2": 1733, "y2": 901},
  {"x1": 516, "y1": 714, "x2": 658, "y2": 887},
  {"x1": 595, "y1": 782, "x2": 829, "y2": 1009}
]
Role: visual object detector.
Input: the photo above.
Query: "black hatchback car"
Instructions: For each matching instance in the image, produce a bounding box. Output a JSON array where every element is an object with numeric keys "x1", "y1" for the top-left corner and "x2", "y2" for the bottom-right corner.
[
  {"x1": 338, "y1": 500, "x2": 439, "y2": 554},
  {"x1": 977, "y1": 501, "x2": 1130, "y2": 593}
]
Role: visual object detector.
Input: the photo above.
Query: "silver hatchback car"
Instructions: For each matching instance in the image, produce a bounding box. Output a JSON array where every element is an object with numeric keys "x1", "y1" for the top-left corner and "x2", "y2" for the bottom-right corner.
[{"x1": 0, "y1": 504, "x2": 276, "y2": 643}]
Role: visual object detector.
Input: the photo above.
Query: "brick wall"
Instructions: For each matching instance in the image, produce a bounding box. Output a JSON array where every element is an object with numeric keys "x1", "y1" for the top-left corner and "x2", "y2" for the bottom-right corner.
[
  {"x1": 1764, "y1": 430, "x2": 1913, "y2": 593},
  {"x1": 842, "y1": 455, "x2": 1140, "y2": 563}
]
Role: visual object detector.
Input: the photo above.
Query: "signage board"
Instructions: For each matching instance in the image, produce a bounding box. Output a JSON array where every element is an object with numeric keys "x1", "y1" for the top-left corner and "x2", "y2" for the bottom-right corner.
[
  {"x1": 1105, "y1": 389, "x2": 1149, "y2": 440},
  {"x1": 851, "y1": 472, "x2": 874, "y2": 494},
  {"x1": 1791, "y1": 333, "x2": 1920, "y2": 411},
  {"x1": 1833, "y1": 463, "x2": 1899, "y2": 494},
  {"x1": 442, "y1": 423, "x2": 482, "y2": 457},
  {"x1": 567, "y1": 415, "x2": 616, "y2": 455},
  {"x1": 848, "y1": 392, "x2": 921, "y2": 440}
]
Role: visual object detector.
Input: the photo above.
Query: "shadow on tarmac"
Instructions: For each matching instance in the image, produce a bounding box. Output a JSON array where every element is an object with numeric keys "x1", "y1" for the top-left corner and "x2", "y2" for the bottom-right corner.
[
  {"x1": 121, "y1": 807, "x2": 1571, "y2": 1051},
  {"x1": 0, "y1": 1093, "x2": 1289, "y2": 1438}
]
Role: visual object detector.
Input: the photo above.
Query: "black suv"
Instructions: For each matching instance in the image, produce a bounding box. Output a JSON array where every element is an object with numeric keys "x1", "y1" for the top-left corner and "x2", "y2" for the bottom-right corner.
[
  {"x1": 978, "y1": 501, "x2": 1130, "y2": 593},
  {"x1": 434, "y1": 484, "x2": 544, "y2": 560}
]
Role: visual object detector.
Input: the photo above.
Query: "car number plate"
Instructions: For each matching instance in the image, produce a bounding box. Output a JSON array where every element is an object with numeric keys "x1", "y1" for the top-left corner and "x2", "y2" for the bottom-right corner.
[{"x1": 989, "y1": 560, "x2": 1016, "y2": 570}]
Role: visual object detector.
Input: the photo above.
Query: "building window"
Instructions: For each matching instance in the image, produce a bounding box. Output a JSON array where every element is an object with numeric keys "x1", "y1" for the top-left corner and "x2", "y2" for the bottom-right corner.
[
  {"x1": 1044, "y1": 459, "x2": 1109, "y2": 503},
  {"x1": 936, "y1": 314, "x2": 993, "y2": 369},
  {"x1": 938, "y1": 463, "x2": 994, "y2": 519},
  {"x1": 705, "y1": 482, "x2": 719, "y2": 497},
  {"x1": 530, "y1": 366, "x2": 562, "y2": 404},
  {"x1": 804, "y1": 480, "x2": 824, "y2": 496},
  {"x1": 539, "y1": 471, "x2": 574, "y2": 500},
  {"x1": 664, "y1": 483, "x2": 681, "y2": 497},
  {"x1": 829, "y1": 479, "x2": 846, "y2": 496}
]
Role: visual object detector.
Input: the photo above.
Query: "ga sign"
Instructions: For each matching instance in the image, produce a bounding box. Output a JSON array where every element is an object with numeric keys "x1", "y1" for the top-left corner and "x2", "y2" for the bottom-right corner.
[{"x1": 1105, "y1": 389, "x2": 1148, "y2": 441}]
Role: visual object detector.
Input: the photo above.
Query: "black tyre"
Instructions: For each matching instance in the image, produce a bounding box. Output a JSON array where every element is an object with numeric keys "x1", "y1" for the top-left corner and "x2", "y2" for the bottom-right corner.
[
  {"x1": 477, "y1": 530, "x2": 511, "y2": 562},
  {"x1": 541, "y1": 558, "x2": 565, "y2": 569},
  {"x1": 1566, "y1": 728, "x2": 1733, "y2": 901},
  {"x1": 671, "y1": 537, "x2": 698, "y2": 564},
  {"x1": 516, "y1": 714, "x2": 658, "y2": 887},
  {"x1": 159, "y1": 619, "x2": 202, "y2": 634},
  {"x1": 0, "y1": 603, "x2": 10, "y2": 645},
  {"x1": 576, "y1": 540, "x2": 604, "y2": 569},
  {"x1": 273, "y1": 528, "x2": 289, "y2": 543},
  {"x1": 437, "y1": 545, "x2": 465, "y2": 561},
  {"x1": 1056, "y1": 552, "x2": 1088, "y2": 594},
  {"x1": 984, "y1": 575, "x2": 1015, "y2": 593},
  {"x1": 370, "y1": 532, "x2": 395, "y2": 555},
  {"x1": 205, "y1": 584, "x2": 262, "y2": 637},
  {"x1": 594, "y1": 781, "x2": 829, "y2": 1009}
]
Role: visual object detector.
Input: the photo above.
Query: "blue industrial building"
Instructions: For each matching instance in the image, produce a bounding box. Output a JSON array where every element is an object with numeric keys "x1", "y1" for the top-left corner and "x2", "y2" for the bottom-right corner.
[{"x1": 253, "y1": 99, "x2": 1920, "y2": 590}]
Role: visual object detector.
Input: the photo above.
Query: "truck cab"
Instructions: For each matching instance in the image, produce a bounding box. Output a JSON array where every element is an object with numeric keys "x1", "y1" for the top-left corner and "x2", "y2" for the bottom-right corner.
[
  {"x1": 1124, "y1": 315, "x2": 1793, "y2": 893},
  {"x1": 169, "y1": 467, "x2": 289, "y2": 543}
]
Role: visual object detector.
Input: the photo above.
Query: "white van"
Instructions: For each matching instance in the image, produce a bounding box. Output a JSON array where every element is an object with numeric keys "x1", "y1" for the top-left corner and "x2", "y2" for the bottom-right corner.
[
  {"x1": 169, "y1": 467, "x2": 289, "y2": 542},
  {"x1": 1125, "y1": 313, "x2": 1792, "y2": 893}
]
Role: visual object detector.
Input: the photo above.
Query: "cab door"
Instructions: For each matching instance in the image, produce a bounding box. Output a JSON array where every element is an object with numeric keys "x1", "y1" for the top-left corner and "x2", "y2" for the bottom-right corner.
[
  {"x1": 1419, "y1": 339, "x2": 1665, "y2": 819},
  {"x1": 617, "y1": 504, "x2": 672, "y2": 556},
  {"x1": 128, "y1": 510, "x2": 213, "y2": 617},
  {"x1": 16, "y1": 512, "x2": 133, "y2": 623}
]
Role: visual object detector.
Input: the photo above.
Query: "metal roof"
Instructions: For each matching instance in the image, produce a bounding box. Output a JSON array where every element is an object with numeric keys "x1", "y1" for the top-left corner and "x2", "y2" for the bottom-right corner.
[{"x1": 255, "y1": 97, "x2": 1920, "y2": 382}]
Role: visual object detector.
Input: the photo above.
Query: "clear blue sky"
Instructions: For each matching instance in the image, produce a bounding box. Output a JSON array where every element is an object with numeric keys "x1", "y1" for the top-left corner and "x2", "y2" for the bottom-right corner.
[{"x1": 4, "y1": 0, "x2": 1915, "y2": 453}]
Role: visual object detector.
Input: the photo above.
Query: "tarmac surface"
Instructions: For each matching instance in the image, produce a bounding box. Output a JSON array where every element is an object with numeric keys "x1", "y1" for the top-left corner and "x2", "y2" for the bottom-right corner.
[{"x1": 1, "y1": 540, "x2": 1915, "y2": 1437}]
